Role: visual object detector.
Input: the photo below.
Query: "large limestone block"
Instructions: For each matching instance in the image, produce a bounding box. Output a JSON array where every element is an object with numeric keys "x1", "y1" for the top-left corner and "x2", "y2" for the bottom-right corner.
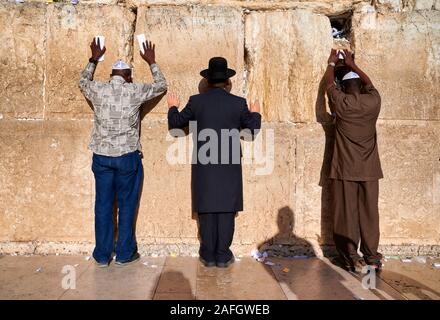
[
  {"x1": 294, "y1": 121, "x2": 440, "y2": 246},
  {"x1": 245, "y1": 10, "x2": 333, "y2": 123},
  {"x1": 352, "y1": 7, "x2": 440, "y2": 120},
  {"x1": 135, "y1": 122, "x2": 296, "y2": 246},
  {"x1": 1, "y1": 118, "x2": 439, "y2": 246},
  {"x1": 294, "y1": 123, "x2": 334, "y2": 245},
  {"x1": 0, "y1": 3, "x2": 46, "y2": 119},
  {"x1": 238, "y1": 124, "x2": 295, "y2": 246},
  {"x1": 136, "y1": 120, "x2": 195, "y2": 242},
  {"x1": 133, "y1": 5, "x2": 244, "y2": 116},
  {"x1": 45, "y1": 4, "x2": 135, "y2": 120},
  {"x1": 378, "y1": 120, "x2": 440, "y2": 244},
  {"x1": 0, "y1": 120, "x2": 94, "y2": 241}
]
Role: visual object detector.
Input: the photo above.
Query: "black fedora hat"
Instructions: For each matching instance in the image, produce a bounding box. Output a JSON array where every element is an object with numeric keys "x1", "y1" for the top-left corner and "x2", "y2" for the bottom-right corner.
[{"x1": 200, "y1": 57, "x2": 236, "y2": 83}]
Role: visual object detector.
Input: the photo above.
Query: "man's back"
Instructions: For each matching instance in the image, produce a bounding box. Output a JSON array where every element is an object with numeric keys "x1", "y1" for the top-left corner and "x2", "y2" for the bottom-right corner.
[
  {"x1": 334, "y1": 86, "x2": 381, "y2": 143},
  {"x1": 327, "y1": 84, "x2": 383, "y2": 181},
  {"x1": 167, "y1": 87, "x2": 261, "y2": 212},
  {"x1": 169, "y1": 88, "x2": 261, "y2": 166},
  {"x1": 190, "y1": 88, "x2": 245, "y2": 131},
  {"x1": 79, "y1": 62, "x2": 167, "y2": 157}
]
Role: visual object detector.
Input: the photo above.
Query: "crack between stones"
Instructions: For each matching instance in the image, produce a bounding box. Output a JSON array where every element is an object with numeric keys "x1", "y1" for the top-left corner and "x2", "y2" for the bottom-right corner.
[
  {"x1": 42, "y1": 5, "x2": 49, "y2": 121},
  {"x1": 242, "y1": 10, "x2": 251, "y2": 98},
  {"x1": 128, "y1": 6, "x2": 138, "y2": 67}
]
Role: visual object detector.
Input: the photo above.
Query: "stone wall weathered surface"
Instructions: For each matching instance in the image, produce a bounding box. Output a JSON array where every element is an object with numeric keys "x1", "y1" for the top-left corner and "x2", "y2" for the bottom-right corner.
[
  {"x1": 0, "y1": 3, "x2": 46, "y2": 119},
  {"x1": 45, "y1": 4, "x2": 136, "y2": 119},
  {"x1": 133, "y1": 5, "x2": 245, "y2": 116},
  {"x1": 353, "y1": 3, "x2": 440, "y2": 120},
  {"x1": 0, "y1": 0, "x2": 439, "y2": 256},
  {"x1": 245, "y1": 9, "x2": 333, "y2": 122}
]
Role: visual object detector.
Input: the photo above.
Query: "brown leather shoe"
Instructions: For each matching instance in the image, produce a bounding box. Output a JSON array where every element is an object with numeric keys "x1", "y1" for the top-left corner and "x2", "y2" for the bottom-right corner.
[{"x1": 353, "y1": 258, "x2": 367, "y2": 273}]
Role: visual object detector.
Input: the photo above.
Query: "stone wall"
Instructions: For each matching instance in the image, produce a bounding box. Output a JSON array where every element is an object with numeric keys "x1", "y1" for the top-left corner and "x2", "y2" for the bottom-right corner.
[{"x1": 0, "y1": 0, "x2": 439, "y2": 256}]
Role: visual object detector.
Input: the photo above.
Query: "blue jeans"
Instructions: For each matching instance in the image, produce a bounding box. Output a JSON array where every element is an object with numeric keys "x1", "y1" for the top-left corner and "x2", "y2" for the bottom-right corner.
[{"x1": 92, "y1": 151, "x2": 143, "y2": 263}]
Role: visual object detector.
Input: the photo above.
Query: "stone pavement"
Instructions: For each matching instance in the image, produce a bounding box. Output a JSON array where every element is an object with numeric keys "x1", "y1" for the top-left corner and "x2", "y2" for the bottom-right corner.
[{"x1": 0, "y1": 255, "x2": 439, "y2": 300}]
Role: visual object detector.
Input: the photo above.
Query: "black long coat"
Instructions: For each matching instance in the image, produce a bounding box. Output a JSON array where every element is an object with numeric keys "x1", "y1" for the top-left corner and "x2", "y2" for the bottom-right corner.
[{"x1": 168, "y1": 88, "x2": 261, "y2": 213}]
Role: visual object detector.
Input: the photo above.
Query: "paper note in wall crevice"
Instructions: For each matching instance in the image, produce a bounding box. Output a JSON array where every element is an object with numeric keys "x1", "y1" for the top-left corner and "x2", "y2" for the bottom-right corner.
[
  {"x1": 95, "y1": 36, "x2": 105, "y2": 62},
  {"x1": 137, "y1": 34, "x2": 146, "y2": 54}
]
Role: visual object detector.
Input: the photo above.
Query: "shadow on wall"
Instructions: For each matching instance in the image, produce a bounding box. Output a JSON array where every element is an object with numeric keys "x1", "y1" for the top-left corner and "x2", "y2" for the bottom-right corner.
[
  {"x1": 140, "y1": 92, "x2": 166, "y2": 122},
  {"x1": 257, "y1": 208, "x2": 363, "y2": 299},
  {"x1": 258, "y1": 206, "x2": 315, "y2": 256},
  {"x1": 315, "y1": 74, "x2": 336, "y2": 257}
]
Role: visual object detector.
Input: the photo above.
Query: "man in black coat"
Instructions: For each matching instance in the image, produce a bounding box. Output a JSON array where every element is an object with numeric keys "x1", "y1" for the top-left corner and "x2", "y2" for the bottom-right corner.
[{"x1": 167, "y1": 57, "x2": 261, "y2": 268}]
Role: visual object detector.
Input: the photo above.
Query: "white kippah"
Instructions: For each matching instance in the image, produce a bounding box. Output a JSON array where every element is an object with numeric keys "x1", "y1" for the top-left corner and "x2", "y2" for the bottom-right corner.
[
  {"x1": 112, "y1": 59, "x2": 131, "y2": 70},
  {"x1": 342, "y1": 71, "x2": 360, "y2": 81}
]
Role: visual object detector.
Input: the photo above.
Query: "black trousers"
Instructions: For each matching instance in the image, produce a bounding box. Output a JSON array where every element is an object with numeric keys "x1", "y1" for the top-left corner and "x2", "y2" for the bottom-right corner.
[{"x1": 198, "y1": 212, "x2": 236, "y2": 263}]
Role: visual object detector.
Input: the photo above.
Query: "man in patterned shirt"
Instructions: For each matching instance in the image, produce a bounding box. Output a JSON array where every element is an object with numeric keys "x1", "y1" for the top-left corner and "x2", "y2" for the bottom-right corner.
[{"x1": 79, "y1": 38, "x2": 167, "y2": 267}]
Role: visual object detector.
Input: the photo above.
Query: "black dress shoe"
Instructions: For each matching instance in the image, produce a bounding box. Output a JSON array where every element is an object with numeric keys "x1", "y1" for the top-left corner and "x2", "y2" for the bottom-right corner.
[
  {"x1": 216, "y1": 257, "x2": 235, "y2": 268},
  {"x1": 199, "y1": 256, "x2": 216, "y2": 267}
]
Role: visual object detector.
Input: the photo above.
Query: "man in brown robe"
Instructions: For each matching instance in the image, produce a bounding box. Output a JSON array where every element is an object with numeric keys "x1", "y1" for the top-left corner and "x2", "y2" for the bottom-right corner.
[{"x1": 324, "y1": 49, "x2": 383, "y2": 272}]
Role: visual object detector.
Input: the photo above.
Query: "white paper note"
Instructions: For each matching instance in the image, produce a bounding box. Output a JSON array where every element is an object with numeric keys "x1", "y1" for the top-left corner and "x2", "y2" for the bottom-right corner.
[
  {"x1": 137, "y1": 34, "x2": 146, "y2": 54},
  {"x1": 95, "y1": 35, "x2": 105, "y2": 62},
  {"x1": 337, "y1": 49, "x2": 344, "y2": 60}
]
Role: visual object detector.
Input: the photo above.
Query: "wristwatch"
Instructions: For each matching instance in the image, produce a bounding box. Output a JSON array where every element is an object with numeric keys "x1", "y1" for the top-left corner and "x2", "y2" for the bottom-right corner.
[{"x1": 328, "y1": 62, "x2": 336, "y2": 67}]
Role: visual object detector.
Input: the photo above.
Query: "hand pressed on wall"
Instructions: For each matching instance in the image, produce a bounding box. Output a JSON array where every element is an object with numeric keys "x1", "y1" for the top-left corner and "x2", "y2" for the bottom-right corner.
[
  {"x1": 167, "y1": 92, "x2": 180, "y2": 109},
  {"x1": 249, "y1": 99, "x2": 261, "y2": 113},
  {"x1": 140, "y1": 41, "x2": 156, "y2": 65},
  {"x1": 90, "y1": 38, "x2": 106, "y2": 62}
]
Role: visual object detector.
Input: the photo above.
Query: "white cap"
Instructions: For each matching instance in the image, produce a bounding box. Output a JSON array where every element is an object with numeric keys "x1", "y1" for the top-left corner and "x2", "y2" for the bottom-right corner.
[
  {"x1": 112, "y1": 59, "x2": 131, "y2": 70},
  {"x1": 342, "y1": 71, "x2": 360, "y2": 81}
]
